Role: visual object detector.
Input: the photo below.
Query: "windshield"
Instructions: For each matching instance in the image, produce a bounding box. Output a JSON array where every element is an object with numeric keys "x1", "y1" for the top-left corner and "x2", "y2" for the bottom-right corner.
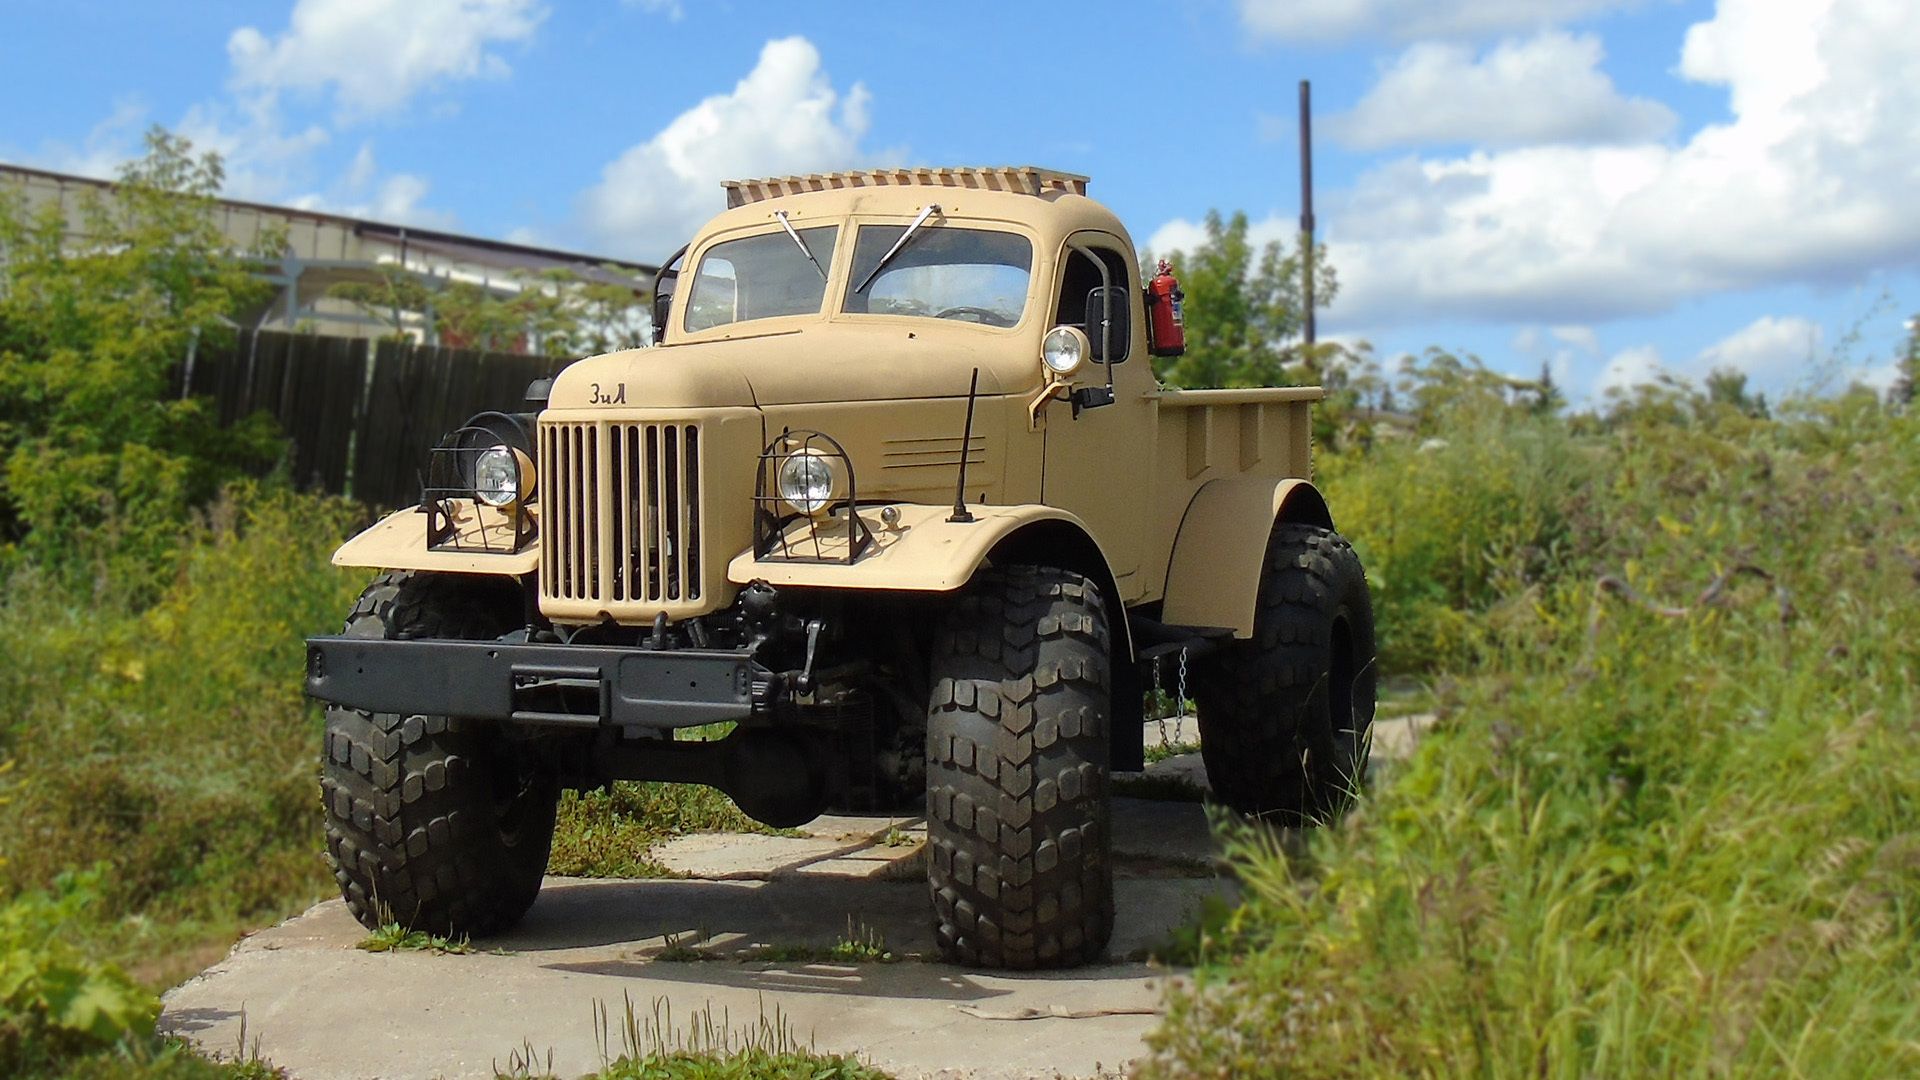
[
  {"x1": 841, "y1": 225, "x2": 1032, "y2": 328},
  {"x1": 685, "y1": 226, "x2": 839, "y2": 332}
]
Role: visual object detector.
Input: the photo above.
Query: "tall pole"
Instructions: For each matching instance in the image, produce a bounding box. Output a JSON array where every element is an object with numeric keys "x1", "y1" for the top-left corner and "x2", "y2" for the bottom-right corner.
[{"x1": 1299, "y1": 79, "x2": 1316, "y2": 349}]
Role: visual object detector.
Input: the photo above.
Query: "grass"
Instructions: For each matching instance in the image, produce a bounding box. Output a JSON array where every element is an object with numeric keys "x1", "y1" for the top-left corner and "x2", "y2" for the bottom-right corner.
[
  {"x1": 1142, "y1": 393, "x2": 1920, "y2": 1077},
  {"x1": 0, "y1": 484, "x2": 786, "y2": 1076},
  {"x1": 1142, "y1": 737, "x2": 1202, "y2": 764},
  {"x1": 548, "y1": 781, "x2": 791, "y2": 879},
  {"x1": 496, "y1": 995, "x2": 892, "y2": 1079},
  {"x1": 356, "y1": 923, "x2": 481, "y2": 955},
  {"x1": 1112, "y1": 773, "x2": 1208, "y2": 802},
  {"x1": 0, "y1": 486, "x2": 367, "y2": 990}
]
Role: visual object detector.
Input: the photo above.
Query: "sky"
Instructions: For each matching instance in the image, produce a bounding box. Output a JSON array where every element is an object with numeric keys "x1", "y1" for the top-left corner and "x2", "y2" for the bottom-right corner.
[{"x1": 3, "y1": 0, "x2": 1915, "y2": 405}]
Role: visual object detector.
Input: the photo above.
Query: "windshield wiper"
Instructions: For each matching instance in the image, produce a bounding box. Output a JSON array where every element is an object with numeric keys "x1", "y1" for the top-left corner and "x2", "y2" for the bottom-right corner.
[
  {"x1": 773, "y1": 210, "x2": 827, "y2": 281},
  {"x1": 855, "y1": 203, "x2": 940, "y2": 293}
]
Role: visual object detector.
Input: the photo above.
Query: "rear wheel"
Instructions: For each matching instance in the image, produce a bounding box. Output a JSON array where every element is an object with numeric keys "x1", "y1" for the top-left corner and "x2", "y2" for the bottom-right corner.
[
  {"x1": 1193, "y1": 523, "x2": 1376, "y2": 824},
  {"x1": 926, "y1": 566, "x2": 1114, "y2": 969},
  {"x1": 321, "y1": 571, "x2": 558, "y2": 937}
]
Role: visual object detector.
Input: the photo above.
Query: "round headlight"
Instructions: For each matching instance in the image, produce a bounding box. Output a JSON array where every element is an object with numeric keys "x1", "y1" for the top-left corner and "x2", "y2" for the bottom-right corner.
[
  {"x1": 777, "y1": 450, "x2": 840, "y2": 516},
  {"x1": 473, "y1": 445, "x2": 522, "y2": 508},
  {"x1": 1043, "y1": 325, "x2": 1089, "y2": 376}
]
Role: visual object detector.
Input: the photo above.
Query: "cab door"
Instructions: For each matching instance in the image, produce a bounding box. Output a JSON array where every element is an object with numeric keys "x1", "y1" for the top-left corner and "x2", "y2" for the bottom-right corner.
[{"x1": 1041, "y1": 233, "x2": 1155, "y2": 597}]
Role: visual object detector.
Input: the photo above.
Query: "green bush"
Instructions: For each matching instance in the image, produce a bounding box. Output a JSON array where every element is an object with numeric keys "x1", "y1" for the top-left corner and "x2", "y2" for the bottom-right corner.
[
  {"x1": 0, "y1": 485, "x2": 364, "y2": 982},
  {"x1": 1145, "y1": 400, "x2": 1920, "y2": 1076},
  {"x1": 1319, "y1": 402, "x2": 1596, "y2": 671},
  {"x1": 1, "y1": 872, "x2": 157, "y2": 1075}
]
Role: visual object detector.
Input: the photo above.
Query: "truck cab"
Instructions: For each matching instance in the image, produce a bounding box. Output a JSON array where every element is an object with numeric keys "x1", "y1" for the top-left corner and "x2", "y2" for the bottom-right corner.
[{"x1": 306, "y1": 167, "x2": 1375, "y2": 969}]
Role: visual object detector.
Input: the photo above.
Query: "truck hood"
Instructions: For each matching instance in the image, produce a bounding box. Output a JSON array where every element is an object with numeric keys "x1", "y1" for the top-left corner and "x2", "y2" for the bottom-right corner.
[{"x1": 548, "y1": 323, "x2": 1028, "y2": 410}]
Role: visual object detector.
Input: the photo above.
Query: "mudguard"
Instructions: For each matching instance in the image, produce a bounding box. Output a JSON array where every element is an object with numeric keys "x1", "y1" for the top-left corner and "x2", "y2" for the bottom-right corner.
[
  {"x1": 728, "y1": 502, "x2": 1100, "y2": 593},
  {"x1": 331, "y1": 503, "x2": 539, "y2": 577},
  {"x1": 1160, "y1": 477, "x2": 1334, "y2": 637},
  {"x1": 729, "y1": 501, "x2": 1136, "y2": 670}
]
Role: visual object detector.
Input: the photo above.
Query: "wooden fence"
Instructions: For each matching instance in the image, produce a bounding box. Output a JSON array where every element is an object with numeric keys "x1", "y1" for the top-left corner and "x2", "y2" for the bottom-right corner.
[{"x1": 176, "y1": 330, "x2": 571, "y2": 508}]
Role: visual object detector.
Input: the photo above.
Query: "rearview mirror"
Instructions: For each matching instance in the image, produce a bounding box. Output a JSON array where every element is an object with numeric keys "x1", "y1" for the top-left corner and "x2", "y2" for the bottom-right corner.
[{"x1": 1084, "y1": 285, "x2": 1130, "y2": 363}]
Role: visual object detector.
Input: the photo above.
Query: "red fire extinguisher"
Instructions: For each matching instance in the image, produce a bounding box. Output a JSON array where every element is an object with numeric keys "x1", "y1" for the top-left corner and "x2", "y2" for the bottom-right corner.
[{"x1": 1145, "y1": 258, "x2": 1185, "y2": 357}]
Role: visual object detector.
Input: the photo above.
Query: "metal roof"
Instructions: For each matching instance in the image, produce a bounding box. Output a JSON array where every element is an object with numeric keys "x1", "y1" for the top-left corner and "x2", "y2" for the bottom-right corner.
[
  {"x1": 0, "y1": 160, "x2": 658, "y2": 280},
  {"x1": 722, "y1": 166, "x2": 1090, "y2": 208}
]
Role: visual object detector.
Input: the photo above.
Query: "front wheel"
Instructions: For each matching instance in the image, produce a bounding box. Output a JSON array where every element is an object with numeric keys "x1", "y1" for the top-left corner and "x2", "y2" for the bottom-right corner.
[
  {"x1": 321, "y1": 571, "x2": 559, "y2": 937},
  {"x1": 926, "y1": 566, "x2": 1115, "y2": 969},
  {"x1": 1193, "y1": 523, "x2": 1377, "y2": 824}
]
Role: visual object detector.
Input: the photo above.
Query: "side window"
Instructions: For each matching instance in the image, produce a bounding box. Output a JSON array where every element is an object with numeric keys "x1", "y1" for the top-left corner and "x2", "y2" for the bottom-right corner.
[{"x1": 1053, "y1": 246, "x2": 1133, "y2": 362}]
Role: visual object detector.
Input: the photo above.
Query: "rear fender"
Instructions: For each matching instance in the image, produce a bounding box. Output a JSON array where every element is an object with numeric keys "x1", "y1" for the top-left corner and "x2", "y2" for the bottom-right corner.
[
  {"x1": 1160, "y1": 477, "x2": 1334, "y2": 637},
  {"x1": 332, "y1": 503, "x2": 539, "y2": 577}
]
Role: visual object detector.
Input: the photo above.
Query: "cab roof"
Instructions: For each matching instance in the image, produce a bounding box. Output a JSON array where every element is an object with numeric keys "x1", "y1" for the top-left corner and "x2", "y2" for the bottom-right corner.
[
  {"x1": 700, "y1": 166, "x2": 1133, "y2": 253},
  {"x1": 722, "y1": 166, "x2": 1090, "y2": 207}
]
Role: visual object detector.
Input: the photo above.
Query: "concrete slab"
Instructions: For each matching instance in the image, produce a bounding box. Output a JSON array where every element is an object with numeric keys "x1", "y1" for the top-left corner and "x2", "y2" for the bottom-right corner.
[
  {"x1": 163, "y1": 873, "x2": 1230, "y2": 1080},
  {"x1": 1372, "y1": 712, "x2": 1437, "y2": 760},
  {"x1": 653, "y1": 825, "x2": 929, "y2": 883},
  {"x1": 1111, "y1": 798, "x2": 1217, "y2": 871}
]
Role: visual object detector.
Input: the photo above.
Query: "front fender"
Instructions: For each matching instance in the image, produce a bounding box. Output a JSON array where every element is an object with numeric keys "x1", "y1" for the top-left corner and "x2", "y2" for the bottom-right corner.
[
  {"x1": 726, "y1": 503, "x2": 1092, "y2": 592},
  {"x1": 332, "y1": 503, "x2": 539, "y2": 577},
  {"x1": 1160, "y1": 477, "x2": 1334, "y2": 637}
]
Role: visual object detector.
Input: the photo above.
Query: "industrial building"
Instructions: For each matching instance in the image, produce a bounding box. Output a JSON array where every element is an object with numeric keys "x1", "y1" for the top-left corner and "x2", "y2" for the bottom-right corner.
[{"x1": 0, "y1": 162, "x2": 657, "y2": 351}]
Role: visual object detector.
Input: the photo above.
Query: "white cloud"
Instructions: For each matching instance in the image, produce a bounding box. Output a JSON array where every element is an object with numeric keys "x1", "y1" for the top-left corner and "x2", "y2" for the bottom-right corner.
[
  {"x1": 175, "y1": 95, "x2": 331, "y2": 201},
  {"x1": 578, "y1": 37, "x2": 874, "y2": 260},
  {"x1": 1594, "y1": 343, "x2": 1670, "y2": 398},
  {"x1": 1552, "y1": 325, "x2": 1601, "y2": 355},
  {"x1": 25, "y1": 1, "x2": 542, "y2": 220},
  {"x1": 288, "y1": 143, "x2": 453, "y2": 227},
  {"x1": 1237, "y1": 0, "x2": 1639, "y2": 43},
  {"x1": 228, "y1": 0, "x2": 545, "y2": 118},
  {"x1": 1693, "y1": 315, "x2": 1822, "y2": 385},
  {"x1": 1143, "y1": 214, "x2": 1295, "y2": 261},
  {"x1": 1142, "y1": 219, "x2": 1208, "y2": 259},
  {"x1": 27, "y1": 97, "x2": 153, "y2": 180},
  {"x1": 1332, "y1": 32, "x2": 1675, "y2": 149},
  {"x1": 1183, "y1": 0, "x2": 1920, "y2": 329}
]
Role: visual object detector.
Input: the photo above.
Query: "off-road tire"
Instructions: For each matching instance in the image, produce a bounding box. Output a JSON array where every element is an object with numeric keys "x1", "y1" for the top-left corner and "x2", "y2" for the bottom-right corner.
[
  {"x1": 1194, "y1": 523, "x2": 1376, "y2": 824},
  {"x1": 321, "y1": 571, "x2": 558, "y2": 937},
  {"x1": 927, "y1": 566, "x2": 1114, "y2": 969}
]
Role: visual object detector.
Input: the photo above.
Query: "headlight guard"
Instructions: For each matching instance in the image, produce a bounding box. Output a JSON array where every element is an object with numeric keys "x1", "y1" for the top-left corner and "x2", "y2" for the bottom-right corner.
[
  {"x1": 752, "y1": 429, "x2": 873, "y2": 565},
  {"x1": 421, "y1": 412, "x2": 537, "y2": 554}
]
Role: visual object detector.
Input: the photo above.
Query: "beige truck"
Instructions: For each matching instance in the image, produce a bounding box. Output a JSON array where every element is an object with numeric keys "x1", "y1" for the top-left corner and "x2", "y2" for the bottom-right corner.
[{"x1": 306, "y1": 167, "x2": 1375, "y2": 969}]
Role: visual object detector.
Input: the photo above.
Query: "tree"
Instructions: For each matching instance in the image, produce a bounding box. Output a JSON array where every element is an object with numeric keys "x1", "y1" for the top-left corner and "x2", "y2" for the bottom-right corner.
[
  {"x1": 1533, "y1": 361, "x2": 1566, "y2": 416},
  {"x1": 0, "y1": 127, "x2": 284, "y2": 587},
  {"x1": 1146, "y1": 210, "x2": 1334, "y2": 390},
  {"x1": 1892, "y1": 314, "x2": 1917, "y2": 409},
  {"x1": 1703, "y1": 367, "x2": 1769, "y2": 418},
  {"x1": 328, "y1": 265, "x2": 649, "y2": 357}
]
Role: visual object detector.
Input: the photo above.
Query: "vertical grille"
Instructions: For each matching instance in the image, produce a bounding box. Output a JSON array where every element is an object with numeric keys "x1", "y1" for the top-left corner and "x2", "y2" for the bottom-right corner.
[{"x1": 540, "y1": 421, "x2": 702, "y2": 606}]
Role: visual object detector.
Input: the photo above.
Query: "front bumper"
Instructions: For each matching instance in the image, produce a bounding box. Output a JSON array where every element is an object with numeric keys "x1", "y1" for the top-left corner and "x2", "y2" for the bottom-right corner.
[{"x1": 304, "y1": 636, "x2": 774, "y2": 729}]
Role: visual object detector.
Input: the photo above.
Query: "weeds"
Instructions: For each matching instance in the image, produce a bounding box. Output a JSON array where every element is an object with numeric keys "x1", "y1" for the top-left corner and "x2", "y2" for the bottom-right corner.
[
  {"x1": 1112, "y1": 773, "x2": 1207, "y2": 802},
  {"x1": 1144, "y1": 396, "x2": 1920, "y2": 1076},
  {"x1": 356, "y1": 923, "x2": 480, "y2": 955},
  {"x1": 498, "y1": 993, "x2": 897, "y2": 1079}
]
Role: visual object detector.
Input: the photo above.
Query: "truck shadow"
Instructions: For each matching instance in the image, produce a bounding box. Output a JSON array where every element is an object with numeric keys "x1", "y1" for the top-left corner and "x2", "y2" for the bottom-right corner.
[{"x1": 494, "y1": 874, "x2": 1232, "y2": 1002}]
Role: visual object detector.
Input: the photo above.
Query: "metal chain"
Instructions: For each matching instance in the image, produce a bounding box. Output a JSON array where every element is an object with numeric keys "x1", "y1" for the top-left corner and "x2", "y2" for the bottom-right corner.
[
  {"x1": 1151, "y1": 654, "x2": 1170, "y2": 748},
  {"x1": 1175, "y1": 647, "x2": 1189, "y2": 723}
]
